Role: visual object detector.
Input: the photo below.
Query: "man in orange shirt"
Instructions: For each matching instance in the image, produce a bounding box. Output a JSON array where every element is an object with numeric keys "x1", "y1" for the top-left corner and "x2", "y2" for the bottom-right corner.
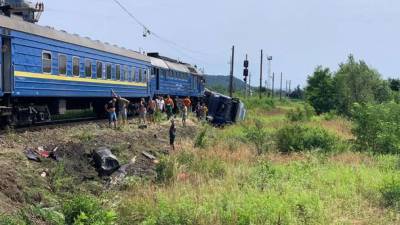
[
  {"x1": 183, "y1": 96, "x2": 191, "y2": 110},
  {"x1": 165, "y1": 95, "x2": 174, "y2": 120}
]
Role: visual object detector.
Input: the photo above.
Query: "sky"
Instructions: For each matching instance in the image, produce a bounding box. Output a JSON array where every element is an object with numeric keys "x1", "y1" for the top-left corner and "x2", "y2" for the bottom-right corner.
[{"x1": 39, "y1": 0, "x2": 400, "y2": 88}]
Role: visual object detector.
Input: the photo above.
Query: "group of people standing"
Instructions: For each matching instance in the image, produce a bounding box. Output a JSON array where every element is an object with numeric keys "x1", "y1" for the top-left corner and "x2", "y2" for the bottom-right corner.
[{"x1": 104, "y1": 93, "x2": 207, "y2": 150}]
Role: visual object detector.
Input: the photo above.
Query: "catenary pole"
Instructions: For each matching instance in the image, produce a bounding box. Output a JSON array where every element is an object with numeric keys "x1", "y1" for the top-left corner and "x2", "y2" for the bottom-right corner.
[
  {"x1": 229, "y1": 45, "x2": 235, "y2": 97},
  {"x1": 259, "y1": 49, "x2": 263, "y2": 99}
]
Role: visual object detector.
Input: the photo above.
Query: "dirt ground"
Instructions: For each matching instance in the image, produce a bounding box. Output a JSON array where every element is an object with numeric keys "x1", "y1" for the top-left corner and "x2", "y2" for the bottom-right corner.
[{"x1": 0, "y1": 117, "x2": 200, "y2": 214}]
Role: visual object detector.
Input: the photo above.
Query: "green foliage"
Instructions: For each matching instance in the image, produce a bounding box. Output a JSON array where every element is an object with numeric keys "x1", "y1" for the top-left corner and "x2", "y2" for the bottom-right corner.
[
  {"x1": 155, "y1": 157, "x2": 177, "y2": 184},
  {"x1": 305, "y1": 66, "x2": 336, "y2": 114},
  {"x1": 51, "y1": 162, "x2": 76, "y2": 193},
  {"x1": 286, "y1": 103, "x2": 315, "y2": 122},
  {"x1": 389, "y1": 78, "x2": 400, "y2": 92},
  {"x1": 32, "y1": 207, "x2": 64, "y2": 225},
  {"x1": 352, "y1": 102, "x2": 400, "y2": 154},
  {"x1": 191, "y1": 158, "x2": 226, "y2": 179},
  {"x1": 289, "y1": 85, "x2": 305, "y2": 100},
  {"x1": 242, "y1": 97, "x2": 275, "y2": 111},
  {"x1": 194, "y1": 126, "x2": 209, "y2": 149},
  {"x1": 0, "y1": 214, "x2": 28, "y2": 225},
  {"x1": 380, "y1": 177, "x2": 400, "y2": 210},
  {"x1": 62, "y1": 195, "x2": 116, "y2": 225},
  {"x1": 334, "y1": 55, "x2": 387, "y2": 115},
  {"x1": 243, "y1": 120, "x2": 270, "y2": 155},
  {"x1": 276, "y1": 124, "x2": 338, "y2": 153}
]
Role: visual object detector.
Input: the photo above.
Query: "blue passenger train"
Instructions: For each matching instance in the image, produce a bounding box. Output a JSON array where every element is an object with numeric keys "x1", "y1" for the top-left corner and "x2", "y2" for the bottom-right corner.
[{"x1": 0, "y1": 14, "x2": 205, "y2": 126}]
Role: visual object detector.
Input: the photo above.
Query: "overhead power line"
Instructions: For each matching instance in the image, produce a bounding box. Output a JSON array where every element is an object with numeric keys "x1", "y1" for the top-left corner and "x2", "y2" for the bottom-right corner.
[{"x1": 111, "y1": 0, "x2": 227, "y2": 59}]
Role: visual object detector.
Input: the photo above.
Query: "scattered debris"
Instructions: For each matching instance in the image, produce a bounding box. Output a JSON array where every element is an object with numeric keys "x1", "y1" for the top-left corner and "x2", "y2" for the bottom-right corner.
[
  {"x1": 93, "y1": 147, "x2": 120, "y2": 176},
  {"x1": 142, "y1": 151, "x2": 156, "y2": 160},
  {"x1": 138, "y1": 124, "x2": 147, "y2": 129},
  {"x1": 25, "y1": 149, "x2": 41, "y2": 162}
]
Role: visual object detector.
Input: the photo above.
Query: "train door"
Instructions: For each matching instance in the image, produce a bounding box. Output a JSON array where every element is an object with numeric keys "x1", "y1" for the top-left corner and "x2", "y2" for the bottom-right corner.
[
  {"x1": 156, "y1": 68, "x2": 160, "y2": 90},
  {"x1": 1, "y1": 37, "x2": 12, "y2": 93},
  {"x1": 0, "y1": 37, "x2": 2, "y2": 93}
]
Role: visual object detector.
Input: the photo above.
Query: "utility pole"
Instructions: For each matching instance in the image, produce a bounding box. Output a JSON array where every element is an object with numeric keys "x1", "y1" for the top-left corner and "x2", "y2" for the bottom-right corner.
[
  {"x1": 229, "y1": 45, "x2": 235, "y2": 97},
  {"x1": 259, "y1": 49, "x2": 263, "y2": 99},
  {"x1": 289, "y1": 80, "x2": 292, "y2": 97},
  {"x1": 267, "y1": 56, "x2": 273, "y2": 97},
  {"x1": 248, "y1": 72, "x2": 251, "y2": 96},
  {"x1": 285, "y1": 80, "x2": 288, "y2": 98},
  {"x1": 280, "y1": 72, "x2": 283, "y2": 100},
  {"x1": 272, "y1": 72, "x2": 275, "y2": 98}
]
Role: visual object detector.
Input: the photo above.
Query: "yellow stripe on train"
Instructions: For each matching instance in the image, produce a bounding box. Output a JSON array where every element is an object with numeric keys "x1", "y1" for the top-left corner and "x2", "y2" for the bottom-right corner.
[{"x1": 14, "y1": 71, "x2": 147, "y2": 87}]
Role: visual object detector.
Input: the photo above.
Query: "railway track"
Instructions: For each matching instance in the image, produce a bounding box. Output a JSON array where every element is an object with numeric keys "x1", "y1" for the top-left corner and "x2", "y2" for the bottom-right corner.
[{"x1": 0, "y1": 116, "x2": 102, "y2": 134}]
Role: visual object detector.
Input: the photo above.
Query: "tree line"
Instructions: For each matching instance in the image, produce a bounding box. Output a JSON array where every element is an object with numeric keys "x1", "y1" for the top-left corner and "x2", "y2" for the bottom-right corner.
[{"x1": 304, "y1": 55, "x2": 400, "y2": 116}]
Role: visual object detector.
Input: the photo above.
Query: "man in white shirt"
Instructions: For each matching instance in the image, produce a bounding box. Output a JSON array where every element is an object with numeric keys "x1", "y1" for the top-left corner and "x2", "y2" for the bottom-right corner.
[{"x1": 156, "y1": 96, "x2": 165, "y2": 112}]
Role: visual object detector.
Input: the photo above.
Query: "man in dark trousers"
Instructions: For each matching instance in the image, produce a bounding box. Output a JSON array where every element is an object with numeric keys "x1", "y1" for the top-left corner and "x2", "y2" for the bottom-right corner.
[
  {"x1": 169, "y1": 119, "x2": 176, "y2": 151},
  {"x1": 105, "y1": 97, "x2": 118, "y2": 129}
]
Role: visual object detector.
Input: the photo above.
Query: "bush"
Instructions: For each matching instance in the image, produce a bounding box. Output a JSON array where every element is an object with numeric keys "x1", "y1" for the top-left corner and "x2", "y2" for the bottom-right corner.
[
  {"x1": 243, "y1": 120, "x2": 270, "y2": 155},
  {"x1": 276, "y1": 124, "x2": 338, "y2": 153},
  {"x1": 155, "y1": 157, "x2": 176, "y2": 184},
  {"x1": 380, "y1": 177, "x2": 400, "y2": 209},
  {"x1": 194, "y1": 126, "x2": 208, "y2": 149},
  {"x1": 192, "y1": 158, "x2": 226, "y2": 179},
  {"x1": 352, "y1": 102, "x2": 400, "y2": 154},
  {"x1": 63, "y1": 195, "x2": 116, "y2": 225},
  {"x1": 286, "y1": 104, "x2": 315, "y2": 122},
  {"x1": 242, "y1": 97, "x2": 275, "y2": 111}
]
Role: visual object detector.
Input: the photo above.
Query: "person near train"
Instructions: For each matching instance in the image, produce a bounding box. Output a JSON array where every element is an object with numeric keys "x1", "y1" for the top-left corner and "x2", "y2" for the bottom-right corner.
[
  {"x1": 182, "y1": 105, "x2": 188, "y2": 127},
  {"x1": 165, "y1": 95, "x2": 174, "y2": 120},
  {"x1": 169, "y1": 119, "x2": 176, "y2": 151},
  {"x1": 156, "y1": 96, "x2": 165, "y2": 112},
  {"x1": 105, "y1": 97, "x2": 118, "y2": 129},
  {"x1": 183, "y1": 96, "x2": 192, "y2": 111},
  {"x1": 147, "y1": 98, "x2": 156, "y2": 123},
  {"x1": 139, "y1": 98, "x2": 147, "y2": 125}
]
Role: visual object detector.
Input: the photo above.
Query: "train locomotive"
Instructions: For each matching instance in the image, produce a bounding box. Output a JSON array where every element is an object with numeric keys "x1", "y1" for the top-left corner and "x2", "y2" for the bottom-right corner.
[{"x1": 0, "y1": 2, "x2": 206, "y2": 127}]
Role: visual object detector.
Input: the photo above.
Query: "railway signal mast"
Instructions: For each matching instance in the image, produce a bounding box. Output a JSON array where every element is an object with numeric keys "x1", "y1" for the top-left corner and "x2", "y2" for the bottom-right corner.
[{"x1": 243, "y1": 55, "x2": 249, "y2": 98}]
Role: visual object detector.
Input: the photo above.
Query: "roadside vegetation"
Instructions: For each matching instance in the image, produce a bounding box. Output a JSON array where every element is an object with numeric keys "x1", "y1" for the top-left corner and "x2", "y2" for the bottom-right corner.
[{"x1": 1, "y1": 54, "x2": 400, "y2": 224}]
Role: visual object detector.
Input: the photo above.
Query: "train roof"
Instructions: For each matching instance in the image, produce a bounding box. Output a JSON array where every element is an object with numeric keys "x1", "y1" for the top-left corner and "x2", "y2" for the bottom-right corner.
[
  {"x1": 148, "y1": 53, "x2": 203, "y2": 76},
  {"x1": 0, "y1": 15, "x2": 150, "y2": 62}
]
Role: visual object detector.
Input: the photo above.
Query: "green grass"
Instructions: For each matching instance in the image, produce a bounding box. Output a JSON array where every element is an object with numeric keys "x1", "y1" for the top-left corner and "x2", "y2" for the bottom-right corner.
[
  {"x1": 4, "y1": 97, "x2": 400, "y2": 224},
  {"x1": 110, "y1": 98, "x2": 400, "y2": 224}
]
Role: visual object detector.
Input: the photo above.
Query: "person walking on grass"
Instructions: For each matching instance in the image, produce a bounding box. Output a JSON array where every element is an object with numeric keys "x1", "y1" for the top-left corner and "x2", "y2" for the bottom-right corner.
[
  {"x1": 165, "y1": 95, "x2": 174, "y2": 120},
  {"x1": 169, "y1": 119, "x2": 176, "y2": 151},
  {"x1": 139, "y1": 98, "x2": 147, "y2": 125},
  {"x1": 105, "y1": 97, "x2": 118, "y2": 129},
  {"x1": 182, "y1": 105, "x2": 188, "y2": 127}
]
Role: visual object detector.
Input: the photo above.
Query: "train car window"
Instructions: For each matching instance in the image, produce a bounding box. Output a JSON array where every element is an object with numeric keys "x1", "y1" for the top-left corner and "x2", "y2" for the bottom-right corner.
[
  {"x1": 106, "y1": 64, "x2": 112, "y2": 79},
  {"x1": 96, "y1": 61, "x2": 103, "y2": 79},
  {"x1": 123, "y1": 66, "x2": 128, "y2": 81},
  {"x1": 138, "y1": 68, "x2": 143, "y2": 82},
  {"x1": 72, "y1": 57, "x2": 80, "y2": 76},
  {"x1": 116, "y1": 65, "x2": 121, "y2": 80},
  {"x1": 131, "y1": 67, "x2": 135, "y2": 82},
  {"x1": 85, "y1": 59, "x2": 92, "y2": 77},
  {"x1": 58, "y1": 54, "x2": 67, "y2": 75},
  {"x1": 42, "y1": 52, "x2": 52, "y2": 74},
  {"x1": 143, "y1": 69, "x2": 148, "y2": 83}
]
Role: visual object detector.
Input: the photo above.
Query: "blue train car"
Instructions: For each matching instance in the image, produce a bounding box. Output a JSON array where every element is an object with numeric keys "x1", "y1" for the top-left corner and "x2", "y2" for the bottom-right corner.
[
  {"x1": 0, "y1": 15, "x2": 152, "y2": 125},
  {"x1": 148, "y1": 53, "x2": 205, "y2": 98}
]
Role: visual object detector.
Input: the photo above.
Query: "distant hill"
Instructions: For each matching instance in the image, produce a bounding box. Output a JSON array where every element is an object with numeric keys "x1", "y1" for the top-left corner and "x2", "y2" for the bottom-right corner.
[{"x1": 203, "y1": 75, "x2": 246, "y2": 94}]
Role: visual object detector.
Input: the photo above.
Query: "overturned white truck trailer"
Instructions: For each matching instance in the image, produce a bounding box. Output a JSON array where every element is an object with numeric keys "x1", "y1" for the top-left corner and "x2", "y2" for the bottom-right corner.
[{"x1": 204, "y1": 90, "x2": 246, "y2": 125}]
